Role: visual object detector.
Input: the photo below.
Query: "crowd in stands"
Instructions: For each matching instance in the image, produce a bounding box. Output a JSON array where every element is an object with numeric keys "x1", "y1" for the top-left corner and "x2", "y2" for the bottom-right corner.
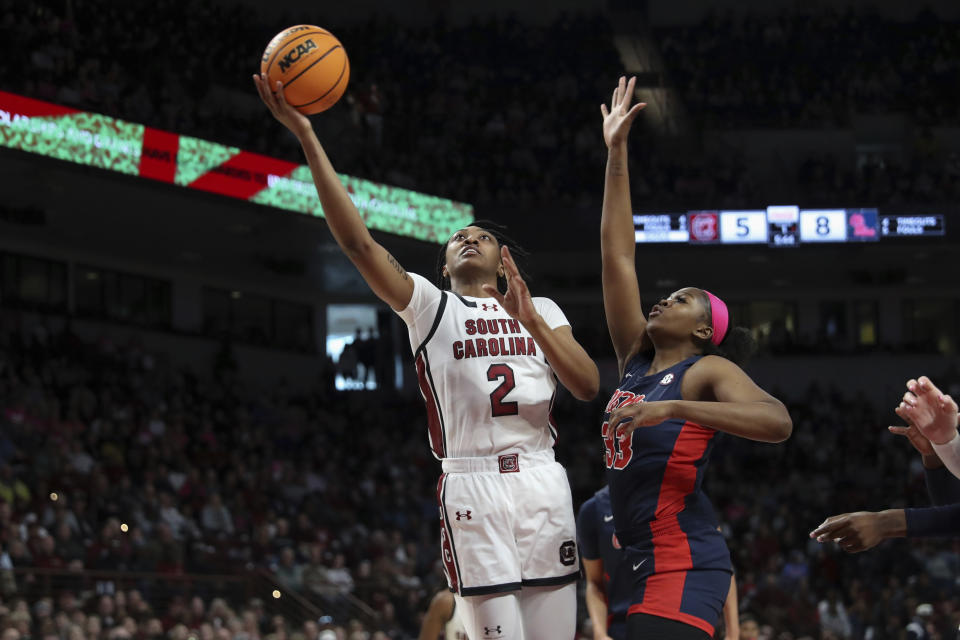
[
  {"x1": 7, "y1": 1, "x2": 958, "y2": 212},
  {"x1": 1, "y1": 309, "x2": 959, "y2": 639}
]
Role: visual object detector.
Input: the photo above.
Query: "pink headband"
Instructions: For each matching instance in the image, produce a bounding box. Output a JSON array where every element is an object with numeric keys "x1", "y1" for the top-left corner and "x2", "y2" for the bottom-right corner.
[{"x1": 703, "y1": 290, "x2": 729, "y2": 346}]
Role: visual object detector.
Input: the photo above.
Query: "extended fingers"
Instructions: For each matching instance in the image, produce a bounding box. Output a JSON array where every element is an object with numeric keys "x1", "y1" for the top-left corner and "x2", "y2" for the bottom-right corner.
[
  {"x1": 941, "y1": 393, "x2": 958, "y2": 413},
  {"x1": 273, "y1": 80, "x2": 291, "y2": 107},
  {"x1": 253, "y1": 73, "x2": 272, "y2": 103},
  {"x1": 500, "y1": 246, "x2": 519, "y2": 277},
  {"x1": 914, "y1": 376, "x2": 946, "y2": 402},
  {"x1": 810, "y1": 515, "x2": 847, "y2": 539},
  {"x1": 627, "y1": 102, "x2": 648, "y2": 121},
  {"x1": 623, "y1": 76, "x2": 637, "y2": 109}
]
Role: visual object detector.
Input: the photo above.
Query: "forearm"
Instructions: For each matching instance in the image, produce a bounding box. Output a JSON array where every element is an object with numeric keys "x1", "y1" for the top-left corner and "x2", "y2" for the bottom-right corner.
[
  {"x1": 667, "y1": 399, "x2": 792, "y2": 442},
  {"x1": 525, "y1": 318, "x2": 599, "y2": 401},
  {"x1": 584, "y1": 581, "x2": 610, "y2": 640},
  {"x1": 297, "y1": 128, "x2": 375, "y2": 256},
  {"x1": 931, "y1": 432, "x2": 960, "y2": 481},
  {"x1": 600, "y1": 144, "x2": 646, "y2": 361},
  {"x1": 906, "y1": 502, "x2": 960, "y2": 537},
  {"x1": 601, "y1": 144, "x2": 635, "y2": 262}
]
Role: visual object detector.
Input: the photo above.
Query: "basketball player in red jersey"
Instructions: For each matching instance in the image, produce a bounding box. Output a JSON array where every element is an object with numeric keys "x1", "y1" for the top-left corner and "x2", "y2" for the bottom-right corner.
[
  {"x1": 597, "y1": 76, "x2": 792, "y2": 639},
  {"x1": 255, "y1": 74, "x2": 599, "y2": 640}
]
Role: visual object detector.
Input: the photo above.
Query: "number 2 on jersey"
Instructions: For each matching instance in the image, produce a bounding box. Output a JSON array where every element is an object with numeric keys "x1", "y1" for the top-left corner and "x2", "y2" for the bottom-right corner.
[
  {"x1": 487, "y1": 363, "x2": 519, "y2": 417},
  {"x1": 602, "y1": 420, "x2": 633, "y2": 469}
]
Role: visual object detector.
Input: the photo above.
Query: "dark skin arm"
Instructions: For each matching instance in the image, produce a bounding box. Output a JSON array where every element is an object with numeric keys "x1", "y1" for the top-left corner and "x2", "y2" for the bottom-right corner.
[
  {"x1": 608, "y1": 355, "x2": 792, "y2": 442},
  {"x1": 809, "y1": 510, "x2": 907, "y2": 553},
  {"x1": 418, "y1": 590, "x2": 455, "y2": 640},
  {"x1": 582, "y1": 557, "x2": 614, "y2": 640}
]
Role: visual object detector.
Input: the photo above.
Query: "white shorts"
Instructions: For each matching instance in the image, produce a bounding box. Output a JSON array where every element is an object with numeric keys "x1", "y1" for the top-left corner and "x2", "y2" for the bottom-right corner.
[{"x1": 437, "y1": 449, "x2": 580, "y2": 596}]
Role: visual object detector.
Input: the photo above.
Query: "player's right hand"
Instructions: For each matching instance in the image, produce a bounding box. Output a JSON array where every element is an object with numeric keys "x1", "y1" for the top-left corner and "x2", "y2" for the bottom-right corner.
[
  {"x1": 601, "y1": 76, "x2": 646, "y2": 149},
  {"x1": 253, "y1": 73, "x2": 313, "y2": 139},
  {"x1": 809, "y1": 511, "x2": 888, "y2": 553},
  {"x1": 895, "y1": 376, "x2": 959, "y2": 445}
]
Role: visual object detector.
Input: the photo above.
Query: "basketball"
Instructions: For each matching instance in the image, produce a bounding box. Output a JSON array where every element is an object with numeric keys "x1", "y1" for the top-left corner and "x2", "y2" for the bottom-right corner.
[{"x1": 260, "y1": 25, "x2": 350, "y2": 115}]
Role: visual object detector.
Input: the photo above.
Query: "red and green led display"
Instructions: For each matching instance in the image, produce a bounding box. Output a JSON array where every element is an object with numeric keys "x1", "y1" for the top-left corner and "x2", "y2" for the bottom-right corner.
[{"x1": 0, "y1": 91, "x2": 473, "y2": 244}]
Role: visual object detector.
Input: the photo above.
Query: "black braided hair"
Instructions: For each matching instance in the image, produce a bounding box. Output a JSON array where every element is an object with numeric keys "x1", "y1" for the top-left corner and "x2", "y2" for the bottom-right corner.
[{"x1": 434, "y1": 219, "x2": 530, "y2": 293}]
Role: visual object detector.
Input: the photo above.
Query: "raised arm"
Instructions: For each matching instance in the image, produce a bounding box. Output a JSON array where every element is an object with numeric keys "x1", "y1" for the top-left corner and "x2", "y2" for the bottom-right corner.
[
  {"x1": 254, "y1": 74, "x2": 413, "y2": 311},
  {"x1": 600, "y1": 77, "x2": 648, "y2": 373}
]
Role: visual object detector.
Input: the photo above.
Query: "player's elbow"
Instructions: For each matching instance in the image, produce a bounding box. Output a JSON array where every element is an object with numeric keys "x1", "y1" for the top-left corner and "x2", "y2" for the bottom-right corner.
[
  {"x1": 765, "y1": 403, "x2": 793, "y2": 443},
  {"x1": 570, "y1": 366, "x2": 600, "y2": 402},
  {"x1": 341, "y1": 235, "x2": 376, "y2": 260}
]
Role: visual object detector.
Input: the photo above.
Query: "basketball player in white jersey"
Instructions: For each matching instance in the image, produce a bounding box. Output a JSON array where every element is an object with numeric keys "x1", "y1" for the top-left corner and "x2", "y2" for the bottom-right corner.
[{"x1": 255, "y1": 74, "x2": 599, "y2": 640}]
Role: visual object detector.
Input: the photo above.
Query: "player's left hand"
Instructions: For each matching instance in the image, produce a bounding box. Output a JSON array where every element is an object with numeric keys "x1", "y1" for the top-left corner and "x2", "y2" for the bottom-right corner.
[
  {"x1": 482, "y1": 246, "x2": 540, "y2": 327},
  {"x1": 809, "y1": 512, "x2": 886, "y2": 553},
  {"x1": 609, "y1": 401, "x2": 675, "y2": 437}
]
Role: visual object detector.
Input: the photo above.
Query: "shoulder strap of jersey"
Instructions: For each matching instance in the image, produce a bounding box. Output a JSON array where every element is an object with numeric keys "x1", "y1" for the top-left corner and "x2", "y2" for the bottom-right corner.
[{"x1": 414, "y1": 290, "x2": 449, "y2": 357}]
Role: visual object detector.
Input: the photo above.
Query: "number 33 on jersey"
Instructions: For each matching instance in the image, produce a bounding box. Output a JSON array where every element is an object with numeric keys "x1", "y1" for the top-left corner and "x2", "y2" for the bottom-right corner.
[{"x1": 397, "y1": 273, "x2": 571, "y2": 459}]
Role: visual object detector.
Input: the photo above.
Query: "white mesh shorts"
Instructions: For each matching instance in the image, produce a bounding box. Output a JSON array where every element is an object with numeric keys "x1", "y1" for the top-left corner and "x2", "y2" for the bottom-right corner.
[{"x1": 436, "y1": 449, "x2": 580, "y2": 596}]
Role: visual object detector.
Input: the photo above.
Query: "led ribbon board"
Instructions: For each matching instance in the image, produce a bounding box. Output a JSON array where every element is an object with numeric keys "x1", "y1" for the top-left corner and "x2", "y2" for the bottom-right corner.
[{"x1": 0, "y1": 91, "x2": 473, "y2": 243}]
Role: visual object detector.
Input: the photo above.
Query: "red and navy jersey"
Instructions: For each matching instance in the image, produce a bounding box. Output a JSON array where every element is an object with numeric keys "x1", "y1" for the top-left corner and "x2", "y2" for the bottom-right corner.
[
  {"x1": 577, "y1": 486, "x2": 628, "y2": 640},
  {"x1": 602, "y1": 353, "x2": 730, "y2": 570}
]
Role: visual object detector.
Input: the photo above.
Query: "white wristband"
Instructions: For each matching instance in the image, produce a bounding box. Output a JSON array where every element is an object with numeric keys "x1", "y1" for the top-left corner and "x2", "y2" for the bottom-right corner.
[{"x1": 931, "y1": 430, "x2": 960, "y2": 481}]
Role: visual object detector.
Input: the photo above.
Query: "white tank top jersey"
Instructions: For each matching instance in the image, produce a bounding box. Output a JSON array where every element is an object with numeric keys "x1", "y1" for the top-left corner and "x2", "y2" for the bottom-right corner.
[{"x1": 396, "y1": 273, "x2": 570, "y2": 459}]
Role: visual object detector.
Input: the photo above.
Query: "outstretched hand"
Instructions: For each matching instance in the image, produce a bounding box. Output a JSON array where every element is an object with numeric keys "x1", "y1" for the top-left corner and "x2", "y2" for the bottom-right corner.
[
  {"x1": 888, "y1": 423, "x2": 937, "y2": 458},
  {"x1": 809, "y1": 512, "x2": 890, "y2": 553},
  {"x1": 601, "y1": 76, "x2": 647, "y2": 149},
  {"x1": 895, "y1": 376, "x2": 959, "y2": 445},
  {"x1": 481, "y1": 246, "x2": 539, "y2": 327},
  {"x1": 253, "y1": 72, "x2": 312, "y2": 139}
]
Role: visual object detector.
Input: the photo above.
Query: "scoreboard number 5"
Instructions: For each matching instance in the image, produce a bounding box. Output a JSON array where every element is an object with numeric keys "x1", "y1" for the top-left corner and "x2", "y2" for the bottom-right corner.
[{"x1": 487, "y1": 364, "x2": 519, "y2": 417}]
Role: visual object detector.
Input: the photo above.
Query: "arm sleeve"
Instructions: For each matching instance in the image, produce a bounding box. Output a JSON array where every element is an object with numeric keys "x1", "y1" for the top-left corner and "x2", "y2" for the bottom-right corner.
[
  {"x1": 576, "y1": 497, "x2": 600, "y2": 560},
  {"x1": 924, "y1": 464, "x2": 960, "y2": 506},
  {"x1": 905, "y1": 502, "x2": 960, "y2": 538},
  {"x1": 395, "y1": 273, "x2": 443, "y2": 345},
  {"x1": 931, "y1": 431, "x2": 960, "y2": 481},
  {"x1": 532, "y1": 297, "x2": 570, "y2": 331}
]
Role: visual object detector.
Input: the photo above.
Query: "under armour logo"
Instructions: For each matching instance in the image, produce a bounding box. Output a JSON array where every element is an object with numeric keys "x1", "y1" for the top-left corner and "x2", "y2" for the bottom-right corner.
[
  {"x1": 481, "y1": 303, "x2": 499, "y2": 311},
  {"x1": 455, "y1": 510, "x2": 472, "y2": 520},
  {"x1": 484, "y1": 626, "x2": 502, "y2": 636}
]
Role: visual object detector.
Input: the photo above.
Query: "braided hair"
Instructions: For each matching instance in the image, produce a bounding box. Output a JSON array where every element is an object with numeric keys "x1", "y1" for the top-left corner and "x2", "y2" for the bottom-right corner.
[{"x1": 434, "y1": 219, "x2": 530, "y2": 293}]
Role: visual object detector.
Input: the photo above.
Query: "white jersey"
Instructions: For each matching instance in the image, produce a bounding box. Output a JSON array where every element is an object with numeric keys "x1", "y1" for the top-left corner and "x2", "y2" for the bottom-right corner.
[{"x1": 397, "y1": 273, "x2": 569, "y2": 458}]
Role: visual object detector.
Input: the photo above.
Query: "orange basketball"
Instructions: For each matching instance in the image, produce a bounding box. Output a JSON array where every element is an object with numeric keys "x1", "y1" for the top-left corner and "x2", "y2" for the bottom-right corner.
[{"x1": 260, "y1": 25, "x2": 350, "y2": 115}]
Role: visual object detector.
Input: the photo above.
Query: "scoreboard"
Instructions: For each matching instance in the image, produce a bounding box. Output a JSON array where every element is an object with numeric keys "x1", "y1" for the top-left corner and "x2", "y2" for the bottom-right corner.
[{"x1": 633, "y1": 207, "x2": 944, "y2": 245}]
